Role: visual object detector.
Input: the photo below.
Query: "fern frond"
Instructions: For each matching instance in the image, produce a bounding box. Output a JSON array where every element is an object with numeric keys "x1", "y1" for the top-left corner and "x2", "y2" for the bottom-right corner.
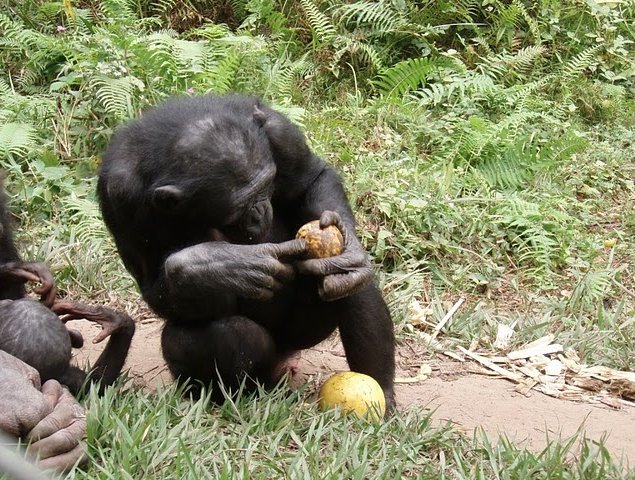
[
  {"x1": 91, "y1": 76, "x2": 143, "y2": 118},
  {"x1": 373, "y1": 58, "x2": 441, "y2": 98},
  {"x1": 0, "y1": 122, "x2": 38, "y2": 158},
  {"x1": 560, "y1": 45, "x2": 602, "y2": 79},
  {"x1": 336, "y1": 1, "x2": 403, "y2": 33},
  {"x1": 300, "y1": 0, "x2": 337, "y2": 43}
]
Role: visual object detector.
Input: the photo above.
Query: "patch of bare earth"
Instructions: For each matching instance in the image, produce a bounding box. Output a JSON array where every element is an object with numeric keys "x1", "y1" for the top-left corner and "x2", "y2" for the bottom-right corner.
[{"x1": 70, "y1": 317, "x2": 635, "y2": 463}]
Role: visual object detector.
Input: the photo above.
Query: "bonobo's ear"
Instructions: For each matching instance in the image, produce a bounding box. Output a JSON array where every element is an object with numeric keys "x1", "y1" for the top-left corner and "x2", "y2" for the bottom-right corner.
[
  {"x1": 152, "y1": 185, "x2": 184, "y2": 212},
  {"x1": 253, "y1": 104, "x2": 267, "y2": 128}
]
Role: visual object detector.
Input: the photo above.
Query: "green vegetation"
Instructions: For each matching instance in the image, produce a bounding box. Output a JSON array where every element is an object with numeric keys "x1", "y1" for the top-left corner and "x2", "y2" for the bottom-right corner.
[{"x1": 1, "y1": 0, "x2": 634, "y2": 477}]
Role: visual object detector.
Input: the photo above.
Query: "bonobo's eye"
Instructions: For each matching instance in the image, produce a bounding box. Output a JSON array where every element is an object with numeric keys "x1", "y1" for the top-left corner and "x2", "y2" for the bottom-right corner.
[{"x1": 152, "y1": 185, "x2": 184, "y2": 212}]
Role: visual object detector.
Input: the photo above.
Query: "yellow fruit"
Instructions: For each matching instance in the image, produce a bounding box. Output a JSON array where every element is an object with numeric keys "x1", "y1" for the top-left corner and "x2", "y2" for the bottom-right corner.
[
  {"x1": 318, "y1": 371, "x2": 386, "y2": 420},
  {"x1": 296, "y1": 220, "x2": 344, "y2": 258},
  {"x1": 604, "y1": 238, "x2": 617, "y2": 248}
]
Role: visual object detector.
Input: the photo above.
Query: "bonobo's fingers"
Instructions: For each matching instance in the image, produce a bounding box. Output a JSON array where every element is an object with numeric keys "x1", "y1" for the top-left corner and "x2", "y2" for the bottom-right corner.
[
  {"x1": 318, "y1": 269, "x2": 374, "y2": 302},
  {"x1": 27, "y1": 383, "x2": 87, "y2": 472},
  {"x1": 295, "y1": 210, "x2": 375, "y2": 301},
  {"x1": 17, "y1": 262, "x2": 57, "y2": 307},
  {"x1": 267, "y1": 239, "x2": 307, "y2": 259},
  {"x1": 52, "y1": 301, "x2": 133, "y2": 344},
  {"x1": 39, "y1": 379, "x2": 64, "y2": 411},
  {"x1": 318, "y1": 210, "x2": 347, "y2": 240},
  {"x1": 25, "y1": 262, "x2": 57, "y2": 307},
  {"x1": 27, "y1": 382, "x2": 86, "y2": 443},
  {"x1": 37, "y1": 442, "x2": 87, "y2": 472},
  {"x1": 295, "y1": 246, "x2": 370, "y2": 276}
]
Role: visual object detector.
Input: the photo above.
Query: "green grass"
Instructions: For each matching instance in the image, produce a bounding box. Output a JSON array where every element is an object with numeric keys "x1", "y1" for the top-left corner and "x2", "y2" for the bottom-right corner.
[
  {"x1": 7, "y1": 381, "x2": 621, "y2": 479},
  {"x1": 1, "y1": 0, "x2": 634, "y2": 477}
]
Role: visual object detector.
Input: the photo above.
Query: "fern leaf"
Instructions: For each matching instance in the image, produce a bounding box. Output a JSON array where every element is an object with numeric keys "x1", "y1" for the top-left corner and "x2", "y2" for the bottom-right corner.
[
  {"x1": 300, "y1": 0, "x2": 337, "y2": 43},
  {"x1": 373, "y1": 58, "x2": 439, "y2": 98},
  {"x1": 336, "y1": 1, "x2": 403, "y2": 33},
  {"x1": 0, "y1": 122, "x2": 38, "y2": 158}
]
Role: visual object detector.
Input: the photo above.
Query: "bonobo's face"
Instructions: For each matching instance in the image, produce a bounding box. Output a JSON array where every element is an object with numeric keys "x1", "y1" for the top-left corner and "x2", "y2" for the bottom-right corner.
[{"x1": 154, "y1": 114, "x2": 276, "y2": 243}]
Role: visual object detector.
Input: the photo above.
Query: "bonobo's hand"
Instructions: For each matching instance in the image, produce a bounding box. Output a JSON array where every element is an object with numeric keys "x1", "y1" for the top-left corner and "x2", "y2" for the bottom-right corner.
[
  {"x1": 26, "y1": 380, "x2": 87, "y2": 472},
  {"x1": 0, "y1": 261, "x2": 56, "y2": 307},
  {"x1": 52, "y1": 300, "x2": 135, "y2": 344},
  {"x1": 0, "y1": 350, "x2": 49, "y2": 437},
  {"x1": 164, "y1": 239, "x2": 307, "y2": 301},
  {"x1": 0, "y1": 351, "x2": 86, "y2": 472},
  {"x1": 296, "y1": 211, "x2": 374, "y2": 301}
]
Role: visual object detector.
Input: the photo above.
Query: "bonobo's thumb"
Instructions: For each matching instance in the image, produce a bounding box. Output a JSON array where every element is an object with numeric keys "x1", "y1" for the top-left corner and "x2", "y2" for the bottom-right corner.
[{"x1": 271, "y1": 239, "x2": 307, "y2": 258}]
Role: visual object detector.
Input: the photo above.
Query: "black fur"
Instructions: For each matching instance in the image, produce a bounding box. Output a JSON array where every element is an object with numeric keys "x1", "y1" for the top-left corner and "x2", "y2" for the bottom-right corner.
[{"x1": 98, "y1": 95, "x2": 396, "y2": 409}]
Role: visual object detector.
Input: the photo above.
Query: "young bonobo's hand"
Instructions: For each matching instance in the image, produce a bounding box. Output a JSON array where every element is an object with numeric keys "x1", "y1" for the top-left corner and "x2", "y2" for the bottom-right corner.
[
  {"x1": 0, "y1": 261, "x2": 57, "y2": 306},
  {"x1": 52, "y1": 301, "x2": 134, "y2": 344},
  {"x1": 296, "y1": 211, "x2": 374, "y2": 301},
  {"x1": 164, "y1": 239, "x2": 307, "y2": 301}
]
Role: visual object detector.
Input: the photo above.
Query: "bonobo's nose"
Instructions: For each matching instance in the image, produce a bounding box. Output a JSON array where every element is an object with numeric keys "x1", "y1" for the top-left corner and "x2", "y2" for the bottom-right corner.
[{"x1": 244, "y1": 198, "x2": 273, "y2": 242}]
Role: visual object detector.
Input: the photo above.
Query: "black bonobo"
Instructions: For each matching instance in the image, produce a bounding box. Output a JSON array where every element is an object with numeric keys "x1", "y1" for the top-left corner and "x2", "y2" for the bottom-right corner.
[
  {"x1": 98, "y1": 95, "x2": 396, "y2": 411},
  {"x1": 0, "y1": 177, "x2": 135, "y2": 395}
]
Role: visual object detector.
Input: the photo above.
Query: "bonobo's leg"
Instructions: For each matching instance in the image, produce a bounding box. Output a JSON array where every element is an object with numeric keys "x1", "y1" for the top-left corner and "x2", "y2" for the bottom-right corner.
[
  {"x1": 281, "y1": 283, "x2": 396, "y2": 413},
  {"x1": 337, "y1": 286, "x2": 396, "y2": 413},
  {"x1": 161, "y1": 317, "x2": 278, "y2": 403},
  {"x1": 52, "y1": 301, "x2": 135, "y2": 394}
]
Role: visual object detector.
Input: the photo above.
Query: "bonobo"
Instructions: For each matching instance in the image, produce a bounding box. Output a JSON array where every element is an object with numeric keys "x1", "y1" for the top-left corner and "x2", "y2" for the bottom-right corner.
[
  {"x1": 0, "y1": 175, "x2": 135, "y2": 395},
  {"x1": 0, "y1": 298, "x2": 135, "y2": 395},
  {"x1": 98, "y1": 95, "x2": 396, "y2": 410}
]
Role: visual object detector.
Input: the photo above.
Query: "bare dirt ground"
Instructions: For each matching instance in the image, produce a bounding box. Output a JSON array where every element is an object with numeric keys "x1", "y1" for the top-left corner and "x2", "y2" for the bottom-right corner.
[{"x1": 70, "y1": 316, "x2": 635, "y2": 464}]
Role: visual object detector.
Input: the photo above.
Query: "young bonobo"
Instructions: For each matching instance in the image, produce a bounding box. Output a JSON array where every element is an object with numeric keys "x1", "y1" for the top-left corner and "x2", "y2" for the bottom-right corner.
[
  {"x1": 0, "y1": 298, "x2": 135, "y2": 395},
  {"x1": 98, "y1": 95, "x2": 396, "y2": 411},
  {"x1": 0, "y1": 176, "x2": 135, "y2": 395}
]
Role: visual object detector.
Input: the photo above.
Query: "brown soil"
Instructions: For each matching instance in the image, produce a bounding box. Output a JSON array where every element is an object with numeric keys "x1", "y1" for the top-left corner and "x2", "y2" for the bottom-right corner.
[{"x1": 70, "y1": 317, "x2": 635, "y2": 463}]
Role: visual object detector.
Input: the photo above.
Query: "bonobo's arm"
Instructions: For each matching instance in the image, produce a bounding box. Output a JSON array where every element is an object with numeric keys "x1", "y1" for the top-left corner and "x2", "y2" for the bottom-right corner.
[
  {"x1": 0, "y1": 261, "x2": 57, "y2": 307},
  {"x1": 257, "y1": 105, "x2": 374, "y2": 301},
  {"x1": 158, "y1": 239, "x2": 307, "y2": 320},
  {"x1": 52, "y1": 301, "x2": 135, "y2": 394}
]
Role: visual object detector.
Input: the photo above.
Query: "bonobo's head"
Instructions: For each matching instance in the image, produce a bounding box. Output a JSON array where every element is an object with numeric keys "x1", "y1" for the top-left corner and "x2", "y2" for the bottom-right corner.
[
  {"x1": 150, "y1": 107, "x2": 275, "y2": 243},
  {"x1": 0, "y1": 298, "x2": 72, "y2": 381}
]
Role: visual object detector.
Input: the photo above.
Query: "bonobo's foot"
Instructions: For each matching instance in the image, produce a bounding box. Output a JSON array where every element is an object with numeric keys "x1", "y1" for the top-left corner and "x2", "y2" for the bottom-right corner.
[
  {"x1": 271, "y1": 352, "x2": 302, "y2": 384},
  {"x1": 52, "y1": 301, "x2": 135, "y2": 343}
]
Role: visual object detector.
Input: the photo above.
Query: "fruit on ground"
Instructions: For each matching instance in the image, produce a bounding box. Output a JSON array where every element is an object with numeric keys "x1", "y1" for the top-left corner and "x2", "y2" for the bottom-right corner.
[{"x1": 318, "y1": 371, "x2": 386, "y2": 419}]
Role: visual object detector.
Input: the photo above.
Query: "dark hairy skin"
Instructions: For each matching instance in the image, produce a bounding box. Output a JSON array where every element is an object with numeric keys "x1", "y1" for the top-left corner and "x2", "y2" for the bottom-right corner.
[{"x1": 98, "y1": 95, "x2": 396, "y2": 411}]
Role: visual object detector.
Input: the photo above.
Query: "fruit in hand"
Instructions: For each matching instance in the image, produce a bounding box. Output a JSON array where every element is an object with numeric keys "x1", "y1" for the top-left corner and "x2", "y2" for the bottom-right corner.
[
  {"x1": 318, "y1": 371, "x2": 386, "y2": 420},
  {"x1": 296, "y1": 220, "x2": 344, "y2": 258}
]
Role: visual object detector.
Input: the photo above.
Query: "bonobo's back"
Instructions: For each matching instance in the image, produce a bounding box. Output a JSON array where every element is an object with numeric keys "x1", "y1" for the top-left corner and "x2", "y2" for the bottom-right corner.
[{"x1": 0, "y1": 298, "x2": 72, "y2": 382}]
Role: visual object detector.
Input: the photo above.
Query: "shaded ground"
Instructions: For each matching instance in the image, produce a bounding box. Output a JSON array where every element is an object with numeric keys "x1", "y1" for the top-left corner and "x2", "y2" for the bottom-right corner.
[{"x1": 71, "y1": 316, "x2": 635, "y2": 464}]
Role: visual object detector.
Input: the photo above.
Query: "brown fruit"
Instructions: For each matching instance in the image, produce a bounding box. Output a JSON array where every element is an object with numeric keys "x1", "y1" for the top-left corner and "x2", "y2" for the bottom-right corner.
[{"x1": 296, "y1": 220, "x2": 344, "y2": 258}]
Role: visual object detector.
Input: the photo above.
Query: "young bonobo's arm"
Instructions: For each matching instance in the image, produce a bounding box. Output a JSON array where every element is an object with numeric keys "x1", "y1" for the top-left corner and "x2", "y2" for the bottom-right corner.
[
  {"x1": 52, "y1": 301, "x2": 135, "y2": 394},
  {"x1": 258, "y1": 105, "x2": 374, "y2": 301}
]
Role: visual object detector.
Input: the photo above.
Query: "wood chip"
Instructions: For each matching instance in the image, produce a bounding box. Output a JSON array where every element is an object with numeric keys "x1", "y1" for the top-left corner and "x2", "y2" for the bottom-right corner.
[
  {"x1": 458, "y1": 347, "x2": 523, "y2": 383},
  {"x1": 493, "y1": 324, "x2": 514, "y2": 349},
  {"x1": 442, "y1": 351, "x2": 465, "y2": 362},
  {"x1": 544, "y1": 359, "x2": 563, "y2": 376},
  {"x1": 431, "y1": 298, "x2": 464, "y2": 340},
  {"x1": 507, "y1": 343, "x2": 563, "y2": 360},
  {"x1": 608, "y1": 378, "x2": 635, "y2": 401},
  {"x1": 515, "y1": 379, "x2": 537, "y2": 396}
]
